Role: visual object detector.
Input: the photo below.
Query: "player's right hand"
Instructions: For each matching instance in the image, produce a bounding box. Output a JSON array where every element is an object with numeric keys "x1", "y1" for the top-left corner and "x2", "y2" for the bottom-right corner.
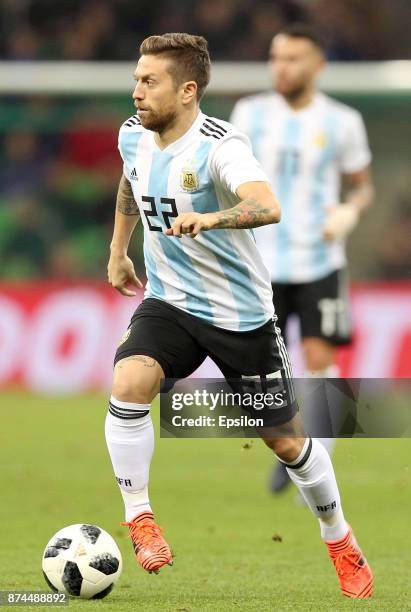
[
  {"x1": 107, "y1": 253, "x2": 143, "y2": 297},
  {"x1": 322, "y1": 203, "x2": 359, "y2": 241}
]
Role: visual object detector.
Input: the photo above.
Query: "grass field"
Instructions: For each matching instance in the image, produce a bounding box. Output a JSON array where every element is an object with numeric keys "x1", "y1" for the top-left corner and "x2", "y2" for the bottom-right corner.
[{"x1": 1, "y1": 391, "x2": 410, "y2": 611}]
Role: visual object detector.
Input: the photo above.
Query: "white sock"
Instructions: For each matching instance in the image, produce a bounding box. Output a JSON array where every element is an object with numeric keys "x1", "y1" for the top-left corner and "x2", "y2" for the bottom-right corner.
[
  {"x1": 304, "y1": 366, "x2": 339, "y2": 454},
  {"x1": 278, "y1": 438, "x2": 348, "y2": 541},
  {"x1": 105, "y1": 396, "x2": 154, "y2": 522}
]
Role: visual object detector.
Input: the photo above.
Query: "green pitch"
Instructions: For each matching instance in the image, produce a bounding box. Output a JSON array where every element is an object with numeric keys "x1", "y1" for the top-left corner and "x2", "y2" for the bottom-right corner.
[{"x1": 0, "y1": 392, "x2": 410, "y2": 611}]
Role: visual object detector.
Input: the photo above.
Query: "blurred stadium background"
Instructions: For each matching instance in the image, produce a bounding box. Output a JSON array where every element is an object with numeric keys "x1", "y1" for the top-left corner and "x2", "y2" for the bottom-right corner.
[{"x1": 0, "y1": 0, "x2": 410, "y2": 390}]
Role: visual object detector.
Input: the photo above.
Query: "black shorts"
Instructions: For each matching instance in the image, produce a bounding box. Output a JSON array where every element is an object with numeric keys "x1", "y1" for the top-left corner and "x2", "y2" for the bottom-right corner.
[
  {"x1": 114, "y1": 297, "x2": 298, "y2": 427},
  {"x1": 272, "y1": 269, "x2": 352, "y2": 346}
]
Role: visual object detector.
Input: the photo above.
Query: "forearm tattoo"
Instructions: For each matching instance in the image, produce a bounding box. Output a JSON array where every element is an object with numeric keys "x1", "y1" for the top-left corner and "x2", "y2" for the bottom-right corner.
[
  {"x1": 116, "y1": 174, "x2": 139, "y2": 216},
  {"x1": 213, "y1": 199, "x2": 275, "y2": 229}
]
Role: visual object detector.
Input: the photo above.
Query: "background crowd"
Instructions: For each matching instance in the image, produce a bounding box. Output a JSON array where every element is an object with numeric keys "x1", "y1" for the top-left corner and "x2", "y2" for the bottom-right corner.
[
  {"x1": 1, "y1": 0, "x2": 410, "y2": 62},
  {"x1": 1, "y1": 0, "x2": 410, "y2": 281}
]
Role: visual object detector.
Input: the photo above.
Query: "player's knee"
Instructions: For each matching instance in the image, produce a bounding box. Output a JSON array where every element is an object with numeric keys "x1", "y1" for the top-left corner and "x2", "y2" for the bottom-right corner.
[
  {"x1": 112, "y1": 379, "x2": 146, "y2": 404},
  {"x1": 112, "y1": 356, "x2": 163, "y2": 404},
  {"x1": 265, "y1": 436, "x2": 306, "y2": 463},
  {"x1": 112, "y1": 375, "x2": 159, "y2": 404}
]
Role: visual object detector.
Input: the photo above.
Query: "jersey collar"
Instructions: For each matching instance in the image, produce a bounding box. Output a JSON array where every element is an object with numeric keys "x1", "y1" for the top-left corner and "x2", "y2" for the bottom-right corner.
[
  {"x1": 151, "y1": 110, "x2": 205, "y2": 156},
  {"x1": 278, "y1": 91, "x2": 325, "y2": 116}
]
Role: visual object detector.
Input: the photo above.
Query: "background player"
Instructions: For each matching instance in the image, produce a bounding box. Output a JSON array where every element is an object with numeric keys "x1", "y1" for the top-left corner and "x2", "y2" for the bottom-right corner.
[
  {"x1": 106, "y1": 32, "x2": 373, "y2": 598},
  {"x1": 230, "y1": 23, "x2": 374, "y2": 492}
]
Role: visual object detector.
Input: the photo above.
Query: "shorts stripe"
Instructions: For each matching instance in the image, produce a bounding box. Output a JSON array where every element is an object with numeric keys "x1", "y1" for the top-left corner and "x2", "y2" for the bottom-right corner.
[{"x1": 273, "y1": 323, "x2": 293, "y2": 380}]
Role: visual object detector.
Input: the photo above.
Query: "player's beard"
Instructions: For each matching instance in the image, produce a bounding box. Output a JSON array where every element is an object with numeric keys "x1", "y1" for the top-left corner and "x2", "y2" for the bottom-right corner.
[
  {"x1": 278, "y1": 82, "x2": 308, "y2": 104},
  {"x1": 138, "y1": 107, "x2": 178, "y2": 134}
]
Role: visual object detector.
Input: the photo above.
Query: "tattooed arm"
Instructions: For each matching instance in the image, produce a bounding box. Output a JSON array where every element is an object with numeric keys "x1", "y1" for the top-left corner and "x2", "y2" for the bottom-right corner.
[
  {"x1": 165, "y1": 181, "x2": 281, "y2": 237},
  {"x1": 210, "y1": 181, "x2": 281, "y2": 229},
  {"x1": 116, "y1": 172, "x2": 140, "y2": 215},
  {"x1": 108, "y1": 174, "x2": 143, "y2": 296}
]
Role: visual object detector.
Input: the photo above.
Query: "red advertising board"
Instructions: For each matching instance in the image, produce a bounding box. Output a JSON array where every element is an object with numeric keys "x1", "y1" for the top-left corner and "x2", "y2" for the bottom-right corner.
[{"x1": 0, "y1": 281, "x2": 410, "y2": 392}]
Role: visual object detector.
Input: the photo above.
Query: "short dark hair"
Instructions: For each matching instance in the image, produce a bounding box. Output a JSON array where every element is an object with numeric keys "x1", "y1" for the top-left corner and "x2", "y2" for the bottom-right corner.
[
  {"x1": 278, "y1": 23, "x2": 326, "y2": 53},
  {"x1": 139, "y1": 33, "x2": 211, "y2": 100}
]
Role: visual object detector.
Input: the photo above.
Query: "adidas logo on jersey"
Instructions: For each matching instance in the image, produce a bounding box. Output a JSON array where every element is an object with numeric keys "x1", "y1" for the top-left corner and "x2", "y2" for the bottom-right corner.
[{"x1": 130, "y1": 168, "x2": 138, "y2": 181}]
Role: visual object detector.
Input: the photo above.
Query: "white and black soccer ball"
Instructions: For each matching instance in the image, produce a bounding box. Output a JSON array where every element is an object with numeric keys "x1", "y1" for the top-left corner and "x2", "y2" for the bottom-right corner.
[{"x1": 42, "y1": 524, "x2": 122, "y2": 599}]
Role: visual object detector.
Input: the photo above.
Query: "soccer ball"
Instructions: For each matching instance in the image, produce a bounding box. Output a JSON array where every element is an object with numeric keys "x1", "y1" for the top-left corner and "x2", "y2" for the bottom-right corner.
[{"x1": 42, "y1": 524, "x2": 122, "y2": 599}]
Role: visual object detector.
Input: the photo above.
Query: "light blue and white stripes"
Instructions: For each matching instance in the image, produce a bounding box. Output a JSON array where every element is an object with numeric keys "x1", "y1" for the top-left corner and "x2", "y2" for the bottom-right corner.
[
  {"x1": 230, "y1": 93, "x2": 366, "y2": 283},
  {"x1": 118, "y1": 112, "x2": 274, "y2": 331}
]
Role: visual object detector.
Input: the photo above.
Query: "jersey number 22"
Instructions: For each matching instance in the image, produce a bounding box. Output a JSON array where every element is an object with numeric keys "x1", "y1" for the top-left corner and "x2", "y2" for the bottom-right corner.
[{"x1": 142, "y1": 196, "x2": 178, "y2": 231}]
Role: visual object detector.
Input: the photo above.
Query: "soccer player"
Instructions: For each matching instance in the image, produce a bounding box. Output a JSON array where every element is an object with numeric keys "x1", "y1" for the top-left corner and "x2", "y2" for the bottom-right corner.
[
  {"x1": 230, "y1": 24, "x2": 374, "y2": 492},
  {"x1": 105, "y1": 33, "x2": 373, "y2": 598}
]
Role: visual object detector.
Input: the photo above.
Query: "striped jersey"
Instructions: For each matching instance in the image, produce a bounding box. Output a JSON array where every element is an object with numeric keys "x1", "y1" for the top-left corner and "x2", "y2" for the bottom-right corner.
[
  {"x1": 118, "y1": 110, "x2": 274, "y2": 331},
  {"x1": 230, "y1": 92, "x2": 371, "y2": 283}
]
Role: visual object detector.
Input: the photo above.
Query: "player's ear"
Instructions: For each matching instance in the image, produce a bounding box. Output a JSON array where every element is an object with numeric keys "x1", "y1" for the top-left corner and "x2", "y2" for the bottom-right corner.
[{"x1": 181, "y1": 81, "x2": 197, "y2": 105}]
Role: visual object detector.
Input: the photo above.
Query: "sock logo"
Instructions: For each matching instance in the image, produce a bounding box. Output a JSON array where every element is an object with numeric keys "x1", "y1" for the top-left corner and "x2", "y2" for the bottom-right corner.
[
  {"x1": 316, "y1": 501, "x2": 337, "y2": 512},
  {"x1": 116, "y1": 477, "x2": 132, "y2": 487}
]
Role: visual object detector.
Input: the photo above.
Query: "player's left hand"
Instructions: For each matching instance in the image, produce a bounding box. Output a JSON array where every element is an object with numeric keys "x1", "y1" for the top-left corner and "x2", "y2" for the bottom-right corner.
[
  {"x1": 322, "y1": 203, "x2": 359, "y2": 241},
  {"x1": 164, "y1": 212, "x2": 213, "y2": 238}
]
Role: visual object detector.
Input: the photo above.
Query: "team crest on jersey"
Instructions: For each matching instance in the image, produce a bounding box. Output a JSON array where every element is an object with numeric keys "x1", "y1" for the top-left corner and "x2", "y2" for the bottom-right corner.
[
  {"x1": 181, "y1": 162, "x2": 199, "y2": 192},
  {"x1": 314, "y1": 132, "x2": 328, "y2": 148}
]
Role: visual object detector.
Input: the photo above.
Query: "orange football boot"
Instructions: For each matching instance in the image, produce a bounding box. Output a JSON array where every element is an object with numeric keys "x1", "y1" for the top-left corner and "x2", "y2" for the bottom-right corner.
[
  {"x1": 121, "y1": 511, "x2": 173, "y2": 574},
  {"x1": 326, "y1": 526, "x2": 373, "y2": 598}
]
